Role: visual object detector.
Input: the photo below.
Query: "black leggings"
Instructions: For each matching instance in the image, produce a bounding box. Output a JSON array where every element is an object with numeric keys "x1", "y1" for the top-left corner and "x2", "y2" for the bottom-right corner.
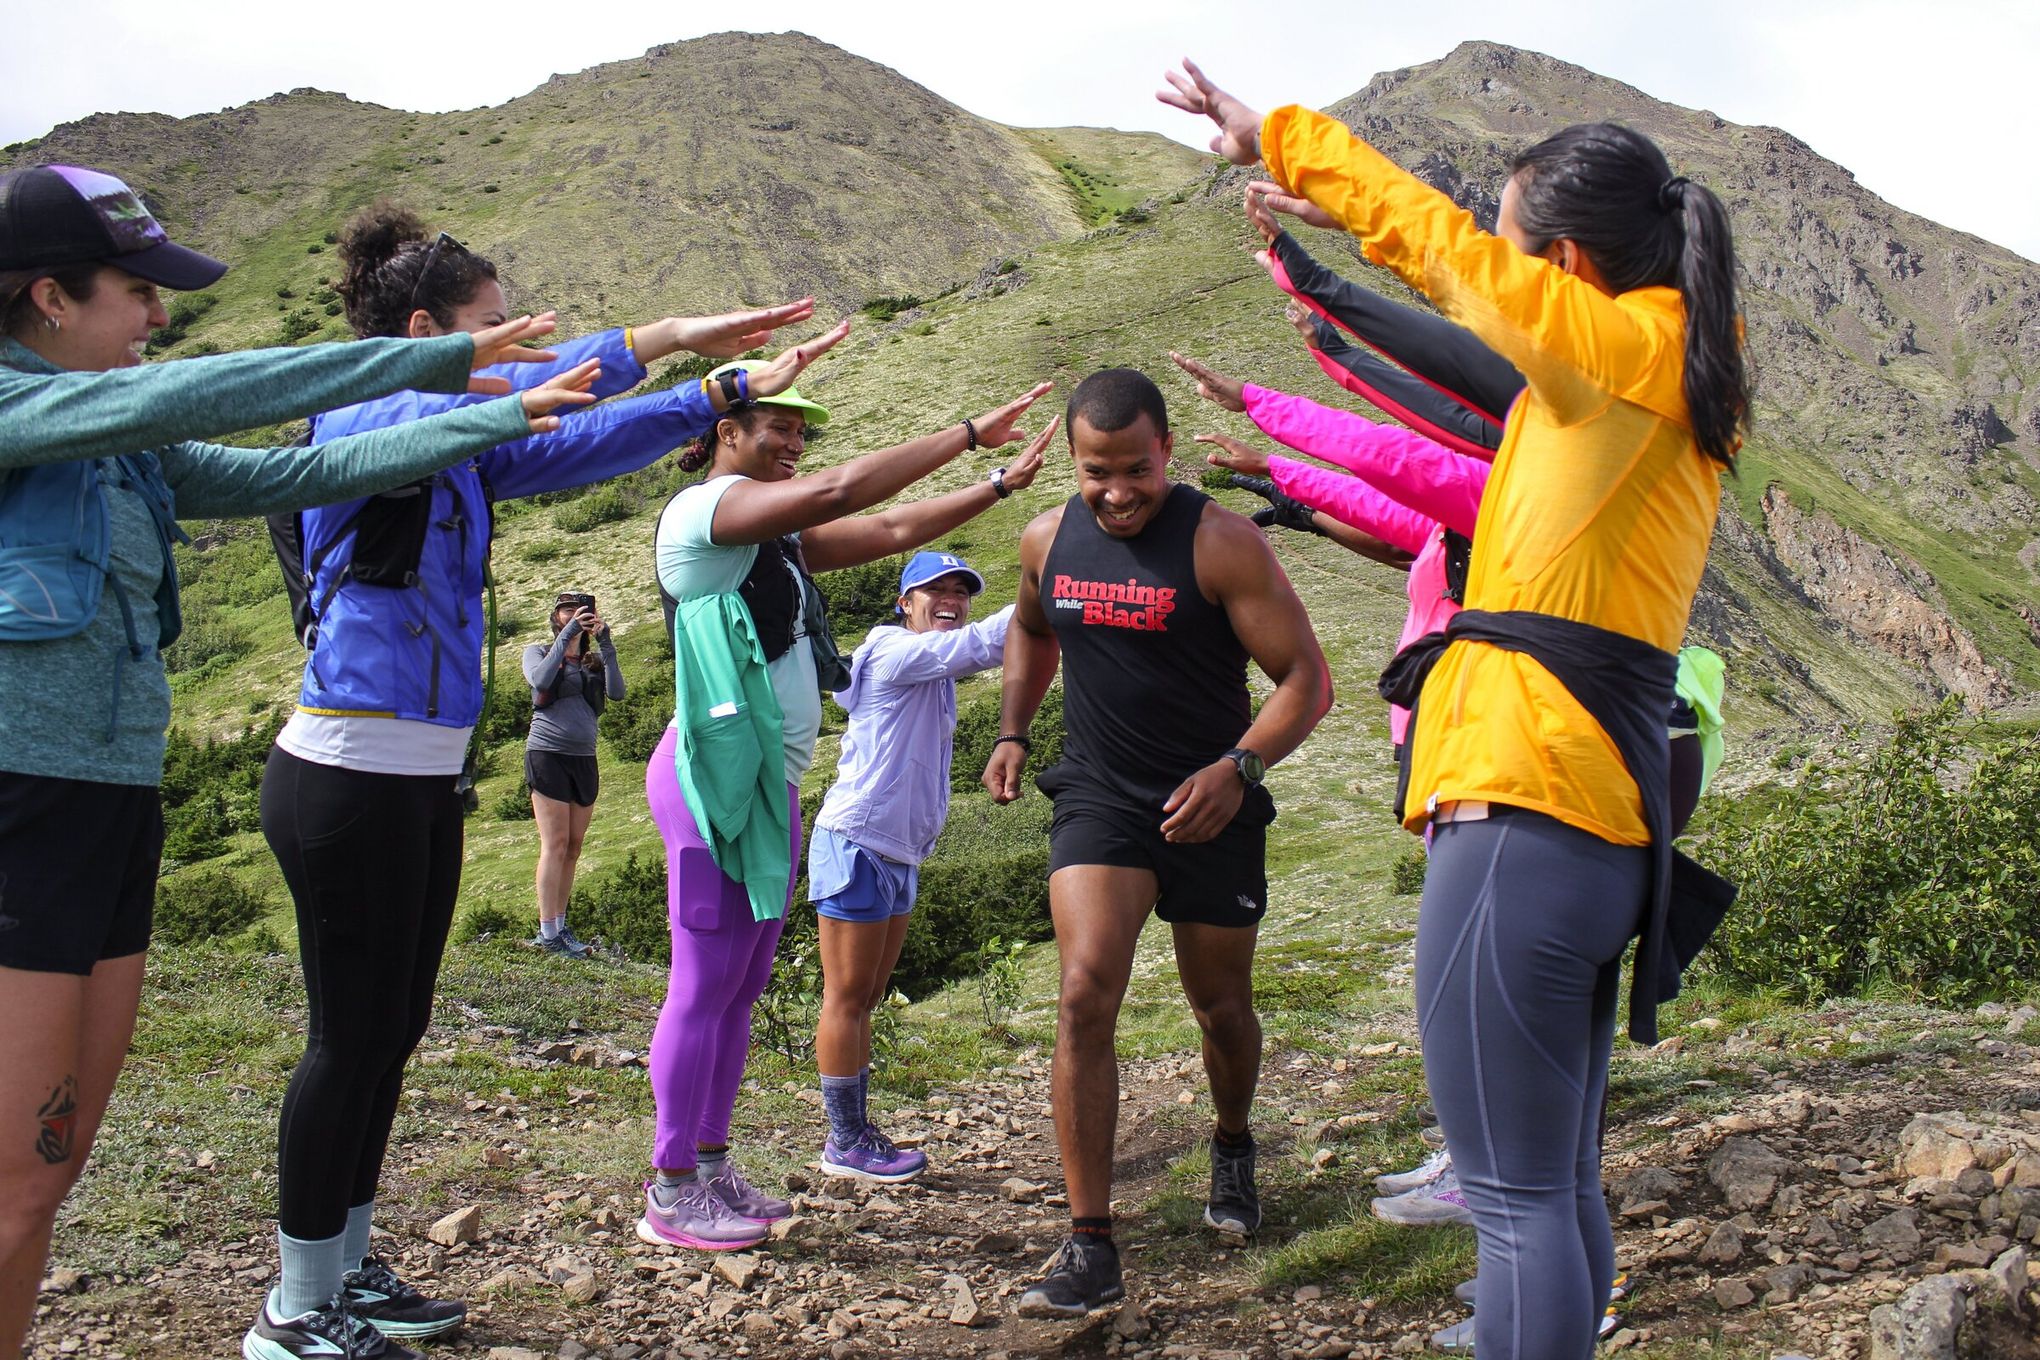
[{"x1": 261, "y1": 746, "x2": 464, "y2": 1239}]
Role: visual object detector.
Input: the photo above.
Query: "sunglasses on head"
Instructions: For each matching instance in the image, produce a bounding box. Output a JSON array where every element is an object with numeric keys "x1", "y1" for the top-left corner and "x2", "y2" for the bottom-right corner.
[{"x1": 407, "y1": 231, "x2": 469, "y2": 315}]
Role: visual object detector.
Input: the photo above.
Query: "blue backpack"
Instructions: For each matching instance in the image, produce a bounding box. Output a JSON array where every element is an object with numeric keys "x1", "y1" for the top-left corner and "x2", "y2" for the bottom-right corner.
[{"x1": 0, "y1": 454, "x2": 190, "y2": 738}]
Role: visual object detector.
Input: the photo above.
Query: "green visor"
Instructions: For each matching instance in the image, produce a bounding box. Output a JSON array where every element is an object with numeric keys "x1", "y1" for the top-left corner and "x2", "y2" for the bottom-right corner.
[{"x1": 707, "y1": 359, "x2": 829, "y2": 426}]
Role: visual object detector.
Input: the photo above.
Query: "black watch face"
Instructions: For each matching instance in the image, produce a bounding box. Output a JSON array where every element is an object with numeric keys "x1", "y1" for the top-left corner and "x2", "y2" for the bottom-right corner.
[{"x1": 1233, "y1": 749, "x2": 1265, "y2": 783}]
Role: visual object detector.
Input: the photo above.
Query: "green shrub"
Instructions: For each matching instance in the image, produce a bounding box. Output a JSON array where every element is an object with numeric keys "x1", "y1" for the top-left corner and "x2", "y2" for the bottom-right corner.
[
  {"x1": 277, "y1": 308, "x2": 320, "y2": 344},
  {"x1": 162, "y1": 616, "x2": 249, "y2": 674},
  {"x1": 861, "y1": 295, "x2": 923, "y2": 322},
  {"x1": 602, "y1": 654, "x2": 675, "y2": 766},
  {"x1": 452, "y1": 901, "x2": 522, "y2": 945},
  {"x1": 554, "y1": 484, "x2": 637, "y2": 533},
  {"x1": 162, "y1": 792, "x2": 231, "y2": 863},
  {"x1": 894, "y1": 796, "x2": 1054, "y2": 996},
  {"x1": 567, "y1": 852, "x2": 671, "y2": 963},
  {"x1": 949, "y1": 686, "x2": 1064, "y2": 793},
  {"x1": 1390, "y1": 849, "x2": 1428, "y2": 896},
  {"x1": 815, "y1": 555, "x2": 905, "y2": 637},
  {"x1": 155, "y1": 869, "x2": 267, "y2": 945},
  {"x1": 493, "y1": 776, "x2": 534, "y2": 821},
  {"x1": 146, "y1": 291, "x2": 217, "y2": 353},
  {"x1": 1697, "y1": 702, "x2": 2040, "y2": 1004}
]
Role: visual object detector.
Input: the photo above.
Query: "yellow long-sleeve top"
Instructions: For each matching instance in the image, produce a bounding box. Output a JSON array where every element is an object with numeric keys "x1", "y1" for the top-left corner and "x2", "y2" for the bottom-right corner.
[{"x1": 1261, "y1": 105, "x2": 1726, "y2": 845}]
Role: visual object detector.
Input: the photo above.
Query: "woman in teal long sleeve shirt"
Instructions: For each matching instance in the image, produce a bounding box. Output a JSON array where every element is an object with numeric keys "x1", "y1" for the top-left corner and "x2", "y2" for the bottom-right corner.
[{"x1": 0, "y1": 162, "x2": 597, "y2": 1360}]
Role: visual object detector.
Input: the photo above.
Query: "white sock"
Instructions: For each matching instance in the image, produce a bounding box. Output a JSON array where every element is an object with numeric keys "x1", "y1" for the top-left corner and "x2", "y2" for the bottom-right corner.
[
  {"x1": 271, "y1": 1227, "x2": 348, "y2": 1319},
  {"x1": 341, "y1": 1201, "x2": 374, "y2": 1267},
  {"x1": 539, "y1": 918, "x2": 562, "y2": 940}
]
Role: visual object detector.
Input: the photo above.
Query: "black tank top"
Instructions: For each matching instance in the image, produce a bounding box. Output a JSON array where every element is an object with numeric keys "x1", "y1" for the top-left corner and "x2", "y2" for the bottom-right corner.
[{"x1": 1040, "y1": 484, "x2": 1270, "y2": 816}]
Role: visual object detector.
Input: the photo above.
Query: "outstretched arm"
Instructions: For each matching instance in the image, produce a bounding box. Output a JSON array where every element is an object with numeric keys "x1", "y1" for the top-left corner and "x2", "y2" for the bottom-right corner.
[
  {"x1": 864, "y1": 606, "x2": 1015, "y2": 685},
  {"x1": 982, "y1": 510, "x2": 1064, "y2": 803},
  {"x1": 801, "y1": 417, "x2": 1056, "y2": 572},
  {"x1": 1160, "y1": 506, "x2": 1333, "y2": 843},
  {"x1": 713, "y1": 381, "x2": 1051, "y2": 547}
]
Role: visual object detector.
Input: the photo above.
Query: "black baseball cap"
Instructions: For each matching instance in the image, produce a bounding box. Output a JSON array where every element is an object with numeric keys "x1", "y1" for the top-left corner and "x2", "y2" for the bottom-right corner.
[{"x1": 0, "y1": 164, "x2": 226, "y2": 290}]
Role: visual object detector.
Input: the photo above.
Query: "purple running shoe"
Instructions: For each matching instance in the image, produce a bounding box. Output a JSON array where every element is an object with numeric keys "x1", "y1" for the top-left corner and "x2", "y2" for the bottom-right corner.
[
  {"x1": 702, "y1": 1156, "x2": 792, "y2": 1222},
  {"x1": 820, "y1": 1124, "x2": 927, "y2": 1183},
  {"x1": 635, "y1": 1179, "x2": 768, "y2": 1250}
]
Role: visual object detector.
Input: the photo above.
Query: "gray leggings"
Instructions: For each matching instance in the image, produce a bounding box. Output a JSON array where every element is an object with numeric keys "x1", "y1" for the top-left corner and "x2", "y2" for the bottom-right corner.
[{"x1": 1416, "y1": 808, "x2": 1647, "y2": 1360}]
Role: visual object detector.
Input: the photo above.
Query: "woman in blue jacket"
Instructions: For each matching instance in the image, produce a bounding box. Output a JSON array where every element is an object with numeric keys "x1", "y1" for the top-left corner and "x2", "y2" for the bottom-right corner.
[
  {"x1": 0, "y1": 163, "x2": 592, "y2": 1360},
  {"x1": 249, "y1": 203, "x2": 830, "y2": 1360}
]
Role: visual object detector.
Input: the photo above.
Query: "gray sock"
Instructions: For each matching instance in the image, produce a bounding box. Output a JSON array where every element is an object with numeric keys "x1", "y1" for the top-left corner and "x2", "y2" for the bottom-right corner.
[
  {"x1": 860, "y1": 1066, "x2": 872, "y2": 1127},
  {"x1": 651, "y1": 1168, "x2": 693, "y2": 1208},
  {"x1": 539, "y1": 918, "x2": 562, "y2": 940},
  {"x1": 271, "y1": 1227, "x2": 348, "y2": 1320},
  {"x1": 822, "y1": 1074, "x2": 863, "y2": 1149},
  {"x1": 341, "y1": 1202, "x2": 374, "y2": 1268}
]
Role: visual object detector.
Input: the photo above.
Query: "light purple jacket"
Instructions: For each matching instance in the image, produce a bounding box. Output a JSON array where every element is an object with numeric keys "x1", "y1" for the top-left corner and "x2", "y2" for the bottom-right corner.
[{"x1": 813, "y1": 605, "x2": 1014, "y2": 865}]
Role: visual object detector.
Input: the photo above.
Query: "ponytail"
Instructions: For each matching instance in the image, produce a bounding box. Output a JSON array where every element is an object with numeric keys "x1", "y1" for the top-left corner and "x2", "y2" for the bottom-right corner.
[{"x1": 1509, "y1": 123, "x2": 1748, "y2": 469}]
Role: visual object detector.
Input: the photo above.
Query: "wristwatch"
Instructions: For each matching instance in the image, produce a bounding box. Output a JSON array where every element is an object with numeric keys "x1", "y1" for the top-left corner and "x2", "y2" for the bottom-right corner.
[
  {"x1": 1221, "y1": 747, "x2": 1265, "y2": 786},
  {"x1": 989, "y1": 466, "x2": 1010, "y2": 499}
]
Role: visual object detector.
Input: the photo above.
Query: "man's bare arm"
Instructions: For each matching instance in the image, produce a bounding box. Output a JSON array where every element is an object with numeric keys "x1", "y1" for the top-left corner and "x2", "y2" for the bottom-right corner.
[{"x1": 982, "y1": 507, "x2": 1065, "y2": 803}]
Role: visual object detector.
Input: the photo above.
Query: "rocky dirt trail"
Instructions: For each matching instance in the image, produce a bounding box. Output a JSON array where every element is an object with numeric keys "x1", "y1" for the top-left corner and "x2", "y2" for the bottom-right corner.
[{"x1": 32, "y1": 1007, "x2": 2040, "y2": 1360}]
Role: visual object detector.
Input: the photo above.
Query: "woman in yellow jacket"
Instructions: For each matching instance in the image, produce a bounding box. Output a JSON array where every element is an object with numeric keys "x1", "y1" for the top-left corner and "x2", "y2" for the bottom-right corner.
[{"x1": 1163, "y1": 62, "x2": 1747, "y2": 1360}]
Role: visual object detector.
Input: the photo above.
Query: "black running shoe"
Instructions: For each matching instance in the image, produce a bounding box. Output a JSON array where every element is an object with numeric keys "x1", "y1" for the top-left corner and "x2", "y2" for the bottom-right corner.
[
  {"x1": 1017, "y1": 1236, "x2": 1125, "y2": 1317},
  {"x1": 1203, "y1": 1134, "x2": 1262, "y2": 1235},
  {"x1": 342, "y1": 1257, "x2": 466, "y2": 1340},
  {"x1": 242, "y1": 1295, "x2": 420, "y2": 1360}
]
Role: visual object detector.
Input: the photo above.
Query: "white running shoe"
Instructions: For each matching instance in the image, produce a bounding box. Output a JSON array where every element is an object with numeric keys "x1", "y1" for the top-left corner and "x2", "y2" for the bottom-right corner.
[
  {"x1": 1375, "y1": 1147, "x2": 1452, "y2": 1197},
  {"x1": 1371, "y1": 1166, "x2": 1472, "y2": 1226}
]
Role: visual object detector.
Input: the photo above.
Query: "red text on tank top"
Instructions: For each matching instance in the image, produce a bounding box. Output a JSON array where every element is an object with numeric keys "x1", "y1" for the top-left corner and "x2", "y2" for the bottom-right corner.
[{"x1": 1049, "y1": 574, "x2": 1178, "y2": 631}]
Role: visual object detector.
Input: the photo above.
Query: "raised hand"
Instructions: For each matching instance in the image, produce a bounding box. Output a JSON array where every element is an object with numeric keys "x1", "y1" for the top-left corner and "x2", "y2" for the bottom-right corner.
[
  {"x1": 466, "y1": 313, "x2": 561, "y2": 393},
  {"x1": 1194, "y1": 431, "x2": 1270, "y2": 478},
  {"x1": 1158, "y1": 59, "x2": 1265, "y2": 166},
  {"x1": 1246, "y1": 180, "x2": 1336, "y2": 231},
  {"x1": 1284, "y1": 301, "x2": 1322, "y2": 350},
  {"x1": 1169, "y1": 351, "x2": 1247, "y2": 412},
  {"x1": 1244, "y1": 187, "x2": 1282, "y2": 244},
  {"x1": 998, "y1": 415, "x2": 1059, "y2": 492},
  {"x1": 670, "y1": 299, "x2": 817, "y2": 358},
  {"x1": 518, "y1": 358, "x2": 601, "y2": 433},
  {"x1": 1225, "y1": 471, "x2": 1324, "y2": 537},
  {"x1": 970, "y1": 381, "x2": 1056, "y2": 449},
  {"x1": 747, "y1": 318, "x2": 852, "y2": 400}
]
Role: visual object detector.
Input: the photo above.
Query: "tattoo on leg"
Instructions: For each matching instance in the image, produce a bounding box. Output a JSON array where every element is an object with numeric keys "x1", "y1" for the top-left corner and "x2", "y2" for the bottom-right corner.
[{"x1": 36, "y1": 1076, "x2": 78, "y2": 1165}]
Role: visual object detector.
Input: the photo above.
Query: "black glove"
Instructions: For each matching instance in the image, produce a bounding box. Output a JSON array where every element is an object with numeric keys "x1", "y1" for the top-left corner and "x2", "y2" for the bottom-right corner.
[{"x1": 1229, "y1": 474, "x2": 1326, "y2": 536}]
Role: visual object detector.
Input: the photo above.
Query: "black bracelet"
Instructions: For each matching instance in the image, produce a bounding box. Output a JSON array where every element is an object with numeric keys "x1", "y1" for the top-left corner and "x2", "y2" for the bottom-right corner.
[
  {"x1": 962, "y1": 417, "x2": 979, "y2": 451},
  {"x1": 715, "y1": 369, "x2": 746, "y2": 408},
  {"x1": 993, "y1": 733, "x2": 1031, "y2": 753}
]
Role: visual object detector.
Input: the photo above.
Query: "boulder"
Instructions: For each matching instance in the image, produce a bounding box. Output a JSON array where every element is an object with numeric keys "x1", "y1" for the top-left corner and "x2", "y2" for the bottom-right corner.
[{"x1": 1708, "y1": 1137, "x2": 1790, "y2": 1211}]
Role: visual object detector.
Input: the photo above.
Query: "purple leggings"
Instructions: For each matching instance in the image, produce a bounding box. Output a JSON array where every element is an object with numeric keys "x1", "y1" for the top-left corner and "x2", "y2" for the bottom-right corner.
[{"x1": 645, "y1": 726, "x2": 796, "y2": 1171}]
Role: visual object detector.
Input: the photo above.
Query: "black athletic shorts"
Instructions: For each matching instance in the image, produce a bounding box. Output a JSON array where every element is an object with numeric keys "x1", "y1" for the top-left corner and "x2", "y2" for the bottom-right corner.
[
  {"x1": 0, "y1": 772, "x2": 164, "y2": 974},
  {"x1": 525, "y1": 748, "x2": 600, "y2": 807},
  {"x1": 1038, "y1": 764, "x2": 1270, "y2": 929}
]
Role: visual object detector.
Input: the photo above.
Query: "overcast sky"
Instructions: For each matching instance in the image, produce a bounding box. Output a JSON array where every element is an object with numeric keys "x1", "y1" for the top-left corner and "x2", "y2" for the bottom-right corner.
[{"x1": 5, "y1": 0, "x2": 2034, "y2": 262}]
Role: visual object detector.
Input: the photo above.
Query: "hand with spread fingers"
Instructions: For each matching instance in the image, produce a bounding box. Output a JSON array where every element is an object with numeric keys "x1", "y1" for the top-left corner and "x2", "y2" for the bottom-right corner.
[
  {"x1": 1169, "y1": 351, "x2": 1247, "y2": 412},
  {"x1": 744, "y1": 318, "x2": 853, "y2": 401},
  {"x1": 667, "y1": 298, "x2": 818, "y2": 358},
  {"x1": 1244, "y1": 187, "x2": 1284, "y2": 245},
  {"x1": 1158, "y1": 59, "x2": 1265, "y2": 167},
  {"x1": 970, "y1": 380, "x2": 1056, "y2": 448},
  {"x1": 1245, "y1": 179, "x2": 1336, "y2": 231},
  {"x1": 1284, "y1": 301, "x2": 1322, "y2": 350},
  {"x1": 519, "y1": 358, "x2": 602, "y2": 433},
  {"x1": 466, "y1": 312, "x2": 563, "y2": 393}
]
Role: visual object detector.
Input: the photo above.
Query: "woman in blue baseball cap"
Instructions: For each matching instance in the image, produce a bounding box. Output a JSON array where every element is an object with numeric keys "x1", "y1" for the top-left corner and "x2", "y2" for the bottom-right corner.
[{"x1": 804, "y1": 518, "x2": 1042, "y2": 1181}]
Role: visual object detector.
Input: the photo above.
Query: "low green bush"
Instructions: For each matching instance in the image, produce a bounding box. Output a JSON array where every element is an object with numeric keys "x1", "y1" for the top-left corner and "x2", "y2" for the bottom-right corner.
[
  {"x1": 155, "y1": 869, "x2": 267, "y2": 945},
  {"x1": 601, "y1": 655, "x2": 675, "y2": 766},
  {"x1": 162, "y1": 616, "x2": 249, "y2": 674},
  {"x1": 950, "y1": 686, "x2": 1064, "y2": 792},
  {"x1": 815, "y1": 555, "x2": 905, "y2": 637},
  {"x1": 452, "y1": 902, "x2": 522, "y2": 945},
  {"x1": 567, "y1": 852, "x2": 671, "y2": 962},
  {"x1": 1390, "y1": 849, "x2": 1427, "y2": 896},
  {"x1": 1696, "y1": 701, "x2": 2040, "y2": 1004}
]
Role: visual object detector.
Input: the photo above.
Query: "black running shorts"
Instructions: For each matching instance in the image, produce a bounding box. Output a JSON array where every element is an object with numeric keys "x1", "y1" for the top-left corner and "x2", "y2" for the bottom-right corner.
[
  {"x1": 525, "y1": 748, "x2": 600, "y2": 807},
  {"x1": 0, "y1": 772, "x2": 164, "y2": 974},
  {"x1": 1039, "y1": 766, "x2": 1269, "y2": 929}
]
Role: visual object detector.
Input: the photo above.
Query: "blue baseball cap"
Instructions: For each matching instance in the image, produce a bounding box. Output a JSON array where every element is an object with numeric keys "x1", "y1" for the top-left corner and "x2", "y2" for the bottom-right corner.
[{"x1": 898, "y1": 550, "x2": 985, "y2": 597}]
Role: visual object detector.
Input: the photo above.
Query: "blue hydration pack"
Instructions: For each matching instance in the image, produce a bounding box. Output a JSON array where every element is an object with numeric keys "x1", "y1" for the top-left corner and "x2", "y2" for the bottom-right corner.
[{"x1": 0, "y1": 454, "x2": 190, "y2": 738}]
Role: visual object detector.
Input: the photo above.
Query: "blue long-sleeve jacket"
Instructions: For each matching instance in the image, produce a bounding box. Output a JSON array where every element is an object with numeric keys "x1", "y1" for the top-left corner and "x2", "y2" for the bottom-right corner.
[{"x1": 298, "y1": 329, "x2": 716, "y2": 726}]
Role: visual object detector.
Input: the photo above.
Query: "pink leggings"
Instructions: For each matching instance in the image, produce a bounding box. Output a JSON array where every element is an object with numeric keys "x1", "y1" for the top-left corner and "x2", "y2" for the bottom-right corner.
[{"x1": 645, "y1": 727, "x2": 796, "y2": 1171}]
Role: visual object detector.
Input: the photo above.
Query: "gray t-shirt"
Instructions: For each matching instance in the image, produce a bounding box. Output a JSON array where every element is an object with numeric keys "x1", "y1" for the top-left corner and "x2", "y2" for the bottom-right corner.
[
  {"x1": 523, "y1": 626, "x2": 624, "y2": 756},
  {"x1": 654, "y1": 475, "x2": 821, "y2": 786}
]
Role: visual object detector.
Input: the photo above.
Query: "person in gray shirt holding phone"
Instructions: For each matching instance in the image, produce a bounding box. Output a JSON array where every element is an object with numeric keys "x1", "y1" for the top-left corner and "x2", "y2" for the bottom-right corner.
[{"x1": 523, "y1": 590, "x2": 625, "y2": 956}]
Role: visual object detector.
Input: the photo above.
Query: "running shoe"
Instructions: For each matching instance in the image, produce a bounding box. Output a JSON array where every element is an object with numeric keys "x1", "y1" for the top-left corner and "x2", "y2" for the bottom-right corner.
[
  {"x1": 1427, "y1": 1305, "x2": 1622, "y2": 1351},
  {"x1": 1016, "y1": 1236, "x2": 1125, "y2": 1317},
  {"x1": 528, "y1": 932, "x2": 586, "y2": 958},
  {"x1": 820, "y1": 1124, "x2": 927, "y2": 1183},
  {"x1": 341, "y1": 1256, "x2": 465, "y2": 1340},
  {"x1": 243, "y1": 1295, "x2": 419, "y2": 1360},
  {"x1": 555, "y1": 926, "x2": 594, "y2": 957},
  {"x1": 636, "y1": 1178, "x2": 769, "y2": 1250},
  {"x1": 1202, "y1": 1135, "x2": 1262, "y2": 1235},
  {"x1": 1454, "y1": 1269, "x2": 1627, "y2": 1309},
  {"x1": 702, "y1": 1155, "x2": 792, "y2": 1222},
  {"x1": 1421, "y1": 1124, "x2": 1448, "y2": 1149},
  {"x1": 1375, "y1": 1147, "x2": 1452, "y2": 1197},
  {"x1": 1370, "y1": 1167, "x2": 1472, "y2": 1226}
]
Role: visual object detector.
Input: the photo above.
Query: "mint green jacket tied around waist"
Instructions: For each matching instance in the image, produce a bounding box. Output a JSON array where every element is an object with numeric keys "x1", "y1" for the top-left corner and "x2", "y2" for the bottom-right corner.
[{"x1": 672, "y1": 591, "x2": 791, "y2": 921}]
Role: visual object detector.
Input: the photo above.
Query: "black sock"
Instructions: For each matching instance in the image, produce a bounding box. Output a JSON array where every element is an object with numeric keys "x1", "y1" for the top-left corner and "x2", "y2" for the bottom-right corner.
[
  {"x1": 1072, "y1": 1216, "x2": 1114, "y2": 1247},
  {"x1": 1214, "y1": 1122, "x2": 1254, "y2": 1150}
]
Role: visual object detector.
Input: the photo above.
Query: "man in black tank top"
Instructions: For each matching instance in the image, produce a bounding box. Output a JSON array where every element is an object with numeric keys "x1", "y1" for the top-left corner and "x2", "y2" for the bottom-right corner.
[{"x1": 981, "y1": 369, "x2": 1331, "y2": 1317}]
